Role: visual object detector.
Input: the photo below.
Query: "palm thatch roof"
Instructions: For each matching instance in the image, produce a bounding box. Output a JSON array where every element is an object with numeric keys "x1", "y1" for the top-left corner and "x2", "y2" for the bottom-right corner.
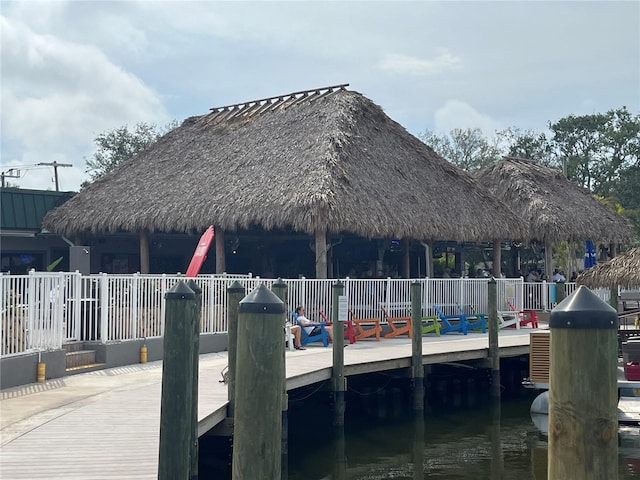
[
  {"x1": 475, "y1": 157, "x2": 634, "y2": 244},
  {"x1": 44, "y1": 85, "x2": 526, "y2": 242},
  {"x1": 576, "y1": 247, "x2": 640, "y2": 289}
]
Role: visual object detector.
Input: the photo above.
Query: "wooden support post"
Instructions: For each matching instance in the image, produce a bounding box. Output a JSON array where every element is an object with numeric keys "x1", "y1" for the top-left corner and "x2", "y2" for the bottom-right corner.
[
  {"x1": 215, "y1": 227, "x2": 226, "y2": 274},
  {"x1": 232, "y1": 285, "x2": 285, "y2": 479},
  {"x1": 488, "y1": 278, "x2": 500, "y2": 399},
  {"x1": 492, "y1": 238, "x2": 501, "y2": 276},
  {"x1": 332, "y1": 280, "x2": 346, "y2": 427},
  {"x1": 411, "y1": 281, "x2": 424, "y2": 411},
  {"x1": 412, "y1": 412, "x2": 425, "y2": 480},
  {"x1": 556, "y1": 281, "x2": 566, "y2": 304},
  {"x1": 544, "y1": 240, "x2": 553, "y2": 281},
  {"x1": 332, "y1": 425, "x2": 347, "y2": 480},
  {"x1": 139, "y1": 229, "x2": 150, "y2": 274},
  {"x1": 158, "y1": 281, "x2": 197, "y2": 480},
  {"x1": 315, "y1": 229, "x2": 328, "y2": 279},
  {"x1": 186, "y1": 279, "x2": 202, "y2": 480},
  {"x1": 226, "y1": 280, "x2": 245, "y2": 418},
  {"x1": 489, "y1": 400, "x2": 503, "y2": 480},
  {"x1": 270, "y1": 278, "x2": 289, "y2": 480},
  {"x1": 548, "y1": 286, "x2": 618, "y2": 479},
  {"x1": 403, "y1": 239, "x2": 410, "y2": 278}
]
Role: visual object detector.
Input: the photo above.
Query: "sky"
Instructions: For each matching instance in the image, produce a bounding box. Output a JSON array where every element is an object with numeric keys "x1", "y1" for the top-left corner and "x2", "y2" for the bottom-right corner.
[{"x1": 1, "y1": 1, "x2": 639, "y2": 192}]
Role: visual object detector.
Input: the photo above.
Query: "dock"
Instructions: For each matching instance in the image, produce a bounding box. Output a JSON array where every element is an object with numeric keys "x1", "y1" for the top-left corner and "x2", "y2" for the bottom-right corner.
[{"x1": 0, "y1": 331, "x2": 531, "y2": 479}]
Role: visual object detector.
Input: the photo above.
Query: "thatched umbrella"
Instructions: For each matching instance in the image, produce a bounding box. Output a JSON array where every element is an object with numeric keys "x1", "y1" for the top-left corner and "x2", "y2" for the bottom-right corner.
[
  {"x1": 44, "y1": 85, "x2": 527, "y2": 277},
  {"x1": 476, "y1": 157, "x2": 634, "y2": 278},
  {"x1": 576, "y1": 247, "x2": 640, "y2": 289}
]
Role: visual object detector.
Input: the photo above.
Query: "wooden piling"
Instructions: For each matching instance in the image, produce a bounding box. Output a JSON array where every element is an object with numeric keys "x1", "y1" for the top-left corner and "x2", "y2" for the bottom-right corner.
[
  {"x1": 411, "y1": 281, "x2": 424, "y2": 411},
  {"x1": 232, "y1": 284, "x2": 285, "y2": 479},
  {"x1": 270, "y1": 278, "x2": 289, "y2": 480},
  {"x1": 556, "y1": 281, "x2": 566, "y2": 304},
  {"x1": 412, "y1": 412, "x2": 425, "y2": 480},
  {"x1": 226, "y1": 280, "x2": 245, "y2": 418},
  {"x1": 158, "y1": 281, "x2": 196, "y2": 480},
  {"x1": 487, "y1": 279, "x2": 500, "y2": 399},
  {"x1": 332, "y1": 281, "x2": 346, "y2": 427},
  {"x1": 186, "y1": 279, "x2": 202, "y2": 480},
  {"x1": 548, "y1": 286, "x2": 618, "y2": 480}
]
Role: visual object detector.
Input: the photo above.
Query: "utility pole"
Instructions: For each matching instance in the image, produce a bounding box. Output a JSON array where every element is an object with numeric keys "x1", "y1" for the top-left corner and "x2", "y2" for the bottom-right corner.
[
  {"x1": 37, "y1": 161, "x2": 72, "y2": 191},
  {"x1": 1, "y1": 168, "x2": 21, "y2": 187}
]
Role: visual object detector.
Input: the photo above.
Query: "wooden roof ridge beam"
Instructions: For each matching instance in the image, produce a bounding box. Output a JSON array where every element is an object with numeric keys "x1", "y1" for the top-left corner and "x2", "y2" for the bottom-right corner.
[{"x1": 209, "y1": 83, "x2": 350, "y2": 111}]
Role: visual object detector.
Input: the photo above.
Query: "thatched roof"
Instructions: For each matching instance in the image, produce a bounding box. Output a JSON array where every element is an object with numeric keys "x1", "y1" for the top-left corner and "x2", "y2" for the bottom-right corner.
[
  {"x1": 44, "y1": 86, "x2": 526, "y2": 242},
  {"x1": 576, "y1": 247, "x2": 640, "y2": 289},
  {"x1": 475, "y1": 157, "x2": 634, "y2": 244}
]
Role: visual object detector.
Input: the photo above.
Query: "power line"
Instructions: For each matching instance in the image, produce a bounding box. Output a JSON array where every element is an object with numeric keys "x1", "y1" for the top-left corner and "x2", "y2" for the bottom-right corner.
[{"x1": 37, "y1": 161, "x2": 73, "y2": 191}]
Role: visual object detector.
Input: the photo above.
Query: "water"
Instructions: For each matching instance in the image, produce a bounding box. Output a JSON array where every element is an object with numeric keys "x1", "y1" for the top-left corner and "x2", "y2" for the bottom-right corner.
[{"x1": 287, "y1": 396, "x2": 640, "y2": 479}]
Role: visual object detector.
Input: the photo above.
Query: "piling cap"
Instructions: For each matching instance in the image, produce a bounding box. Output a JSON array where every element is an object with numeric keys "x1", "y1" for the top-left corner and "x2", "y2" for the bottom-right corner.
[
  {"x1": 227, "y1": 280, "x2": 245, "y2": 293},
  {"x1": 185, "y1": 279, "x2": 202, "y2": 295},
  {"x1": 165, "y1": 281, "x2": 196, "y2": 300},
  {"x1": 549, "y1": 285, "x2": 618, "y2": 329},
  {"x1": 239, "y1": 284, "x2": 285, "y2": 314}
]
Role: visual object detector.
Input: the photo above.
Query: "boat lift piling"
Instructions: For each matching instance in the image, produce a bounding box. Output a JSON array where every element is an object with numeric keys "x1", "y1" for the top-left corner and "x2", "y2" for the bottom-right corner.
[
  {"x1": 548, "y1": 285, "x2": 618, "y2": 479},
  {"x1": 232, "y1": 285, "x2": 285, "y2": 479}
]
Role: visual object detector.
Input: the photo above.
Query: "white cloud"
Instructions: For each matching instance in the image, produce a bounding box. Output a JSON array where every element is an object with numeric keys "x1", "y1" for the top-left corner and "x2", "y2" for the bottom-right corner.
[
  {"x1": 433, "y1": 100, "x2": 503, "y2": 138},
  {"x1": 0, "y1": 14, "x2": 170, "y2": 191},
  {"x1": 379, "y1": 49, "x2": 462, "y2": 76}
]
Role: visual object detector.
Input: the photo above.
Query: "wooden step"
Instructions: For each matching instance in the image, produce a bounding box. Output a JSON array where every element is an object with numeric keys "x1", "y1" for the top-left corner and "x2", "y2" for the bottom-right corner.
[
  {"x1": 65, "y1": 350, "x2": 96, "y2": 369},
  {"x1": 63, "y1": 341, "x2": 85, "y2": 354}
]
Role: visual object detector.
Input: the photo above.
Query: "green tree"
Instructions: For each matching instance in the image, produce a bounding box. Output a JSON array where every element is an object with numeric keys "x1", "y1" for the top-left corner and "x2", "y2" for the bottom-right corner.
[
  {"x1": 549, "y1": 107, "x2": 640, "y2": 194},
  {"x1": 496, "y1": 127, "x2": 556, "y2": 167},
  {"x1": 419, "y1": 128, "x2": 503, "y2": 172},
  {"x1": 84, "y1": 121, "x2": 178, "y2": 183}
]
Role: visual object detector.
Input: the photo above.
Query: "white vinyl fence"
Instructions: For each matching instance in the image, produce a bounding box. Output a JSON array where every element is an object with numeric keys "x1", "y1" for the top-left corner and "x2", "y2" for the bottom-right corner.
[{"x1": 1, "y1": 271, "x2": 610, "y2": 357}]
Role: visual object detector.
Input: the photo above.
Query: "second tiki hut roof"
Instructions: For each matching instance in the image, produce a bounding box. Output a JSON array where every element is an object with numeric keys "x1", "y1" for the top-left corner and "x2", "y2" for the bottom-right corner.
[
  {"x1": 475, "y1": 157, "x2": 634, "y2": 244},
  {"x1": 44, "y1": 85, "x2": 526, "y2": 241},
  {"x1": 576, "y1": 247, "x2": 640, "y2": 289}
]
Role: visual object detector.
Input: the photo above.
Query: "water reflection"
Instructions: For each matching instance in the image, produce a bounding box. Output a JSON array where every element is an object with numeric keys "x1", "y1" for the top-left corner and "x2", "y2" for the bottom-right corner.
[{"x1": 287, "y1": 396, "x2": 640, "y2": 479}]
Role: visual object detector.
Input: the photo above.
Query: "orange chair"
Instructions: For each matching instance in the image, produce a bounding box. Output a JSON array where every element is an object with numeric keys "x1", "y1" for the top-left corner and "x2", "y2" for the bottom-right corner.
[
  {"x1": 380, "y1": 306, "x2": 412, "y2": 338},
  {"x1": 318, "y1": 309, "x2": 356, "y2": 344},
  {"x1": 348, "y1": 308, "x2": 381, "y2": 341},
  {"x1": 507, "y1": 301, "x2": 539, "y2": 328}
]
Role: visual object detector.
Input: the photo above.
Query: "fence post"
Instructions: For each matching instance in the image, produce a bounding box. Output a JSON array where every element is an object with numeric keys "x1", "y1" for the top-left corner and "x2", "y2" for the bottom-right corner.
[
  {"x1": 411, "y1": 281, "x2": 424, "y2": 411},
  {"x1": 232, "y1": 284, "x2": 284, "y2": 479},
  {"x1": 131, "y1": 273, "x2": 139, "y2": 340},
  {"x1": 270, "y1": 278, "x2": 289, "y2": 480},
  {"x1": 487, "y1": 279, "x2": 500, "y2": 399},
  {"x1": 100, "y1": 273, "x2": 108, "y2": 342},
  {"x1": 158, "y1": 281, "x2": 197, "y2": 480},
  {"x1": 226, "y1": 280, "x2": 245, "y2": 418},
  {"x1": 548, "y1": 286, "x2": 618, "y2": 479},
  {"x1": 332, "y1": 280, "x2": 346, "y2": 426},
  {"x1": 186, "y1": 279, "x2": 202, "y2": 480}
]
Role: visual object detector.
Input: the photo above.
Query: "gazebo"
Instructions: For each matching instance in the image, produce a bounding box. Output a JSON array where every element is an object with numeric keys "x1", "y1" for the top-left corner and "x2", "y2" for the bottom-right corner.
[
  {"x1": 576, "y1": 247, "x2": 640, "y2": 289},
  {"x1": 475, "y1": 157, "x2": 634, "y2": 278},
  {"x1": 44, "y1": 85, "x2": 527, "y2": 278}
]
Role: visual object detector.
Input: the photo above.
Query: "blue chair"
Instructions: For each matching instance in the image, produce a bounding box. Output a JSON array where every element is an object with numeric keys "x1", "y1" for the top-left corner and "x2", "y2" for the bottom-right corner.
[
  {"x1": 433, "y1": 305, "x2": 469, "y2": 335},
  {"x1": 292, "y1": 311, "x2": 330, "y2": 347},
  {"x1": 456, "y1": 303, "x2": 487, "y2": 333}
]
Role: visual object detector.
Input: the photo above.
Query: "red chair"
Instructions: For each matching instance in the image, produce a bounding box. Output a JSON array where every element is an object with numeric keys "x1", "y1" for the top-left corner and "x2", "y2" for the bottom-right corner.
[{"x1": 319, "y1": 309, "x2": 356, "y2": 344}]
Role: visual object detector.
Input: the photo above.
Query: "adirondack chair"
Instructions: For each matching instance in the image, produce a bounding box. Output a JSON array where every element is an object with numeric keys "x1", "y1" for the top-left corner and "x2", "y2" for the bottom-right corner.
[
  {"x1": 348, "y1": 308, "x2": 382, "y2": 341},
  {"x1": 421, "y1": 315, "x2": 441, "y2": 337},
  {"x1": 433, "y1": 305, "x2": 470, "y2": 335},
  {"x1": 380, "y1": 305, "x2": 412, "y2": 338},
  {"x1": 455, "y1": 303, "x2": 487, "y2": 333},
  {"x1": 506, "y1": 301, "x2": 539, "y2": 328},
  {"x1": 292, "y1": 311, "x2": 330, "y2": 347},
  {"x1": 318, "y1": 309, "x2": 356, "y2": 344}
]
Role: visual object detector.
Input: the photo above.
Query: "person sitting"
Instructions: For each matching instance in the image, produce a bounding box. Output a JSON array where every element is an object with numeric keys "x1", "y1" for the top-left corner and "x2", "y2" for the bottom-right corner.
[
  {"x1": 525, "y1": 268, "x2": 539, "y2": 282},
  {"x1": 295, "y1": 305, "x2": 333, "y2": 342},
  {"x1": 289, "y1": 325, "x2": 305, "y2": 350},
  {"x1": 552, "y1": 269, "x2": 566, "y2": 282}
]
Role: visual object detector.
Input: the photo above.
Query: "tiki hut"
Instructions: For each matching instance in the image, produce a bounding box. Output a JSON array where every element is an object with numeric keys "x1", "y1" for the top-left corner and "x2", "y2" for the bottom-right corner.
[
  {"x1": 475, "y1": 157, "x2": 634, "y2": 278},
  {"x1": 44, "y1": 85, "x2": 527, "y2": 277},
  {"x1": 576, "y1": 247, "x2": 640, "y2": 289}
]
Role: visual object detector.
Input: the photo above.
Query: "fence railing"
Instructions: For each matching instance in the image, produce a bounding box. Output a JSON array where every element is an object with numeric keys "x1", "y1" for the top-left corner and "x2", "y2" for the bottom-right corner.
[{"x1": 1, "y1": 271, "x2": 611, "y2": 357}]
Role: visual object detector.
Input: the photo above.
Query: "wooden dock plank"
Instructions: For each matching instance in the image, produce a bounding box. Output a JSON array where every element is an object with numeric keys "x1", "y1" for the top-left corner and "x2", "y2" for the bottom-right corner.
[{"x1": 1, "y1": 331, "x2": 532, "y2": 479}]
